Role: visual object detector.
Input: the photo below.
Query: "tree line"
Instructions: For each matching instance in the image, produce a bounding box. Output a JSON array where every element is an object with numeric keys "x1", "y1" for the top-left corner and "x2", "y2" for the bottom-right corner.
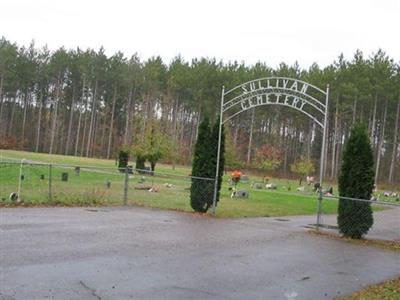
[{"x1": 0, "y1": 37, "x2": 399, "y2": 185}]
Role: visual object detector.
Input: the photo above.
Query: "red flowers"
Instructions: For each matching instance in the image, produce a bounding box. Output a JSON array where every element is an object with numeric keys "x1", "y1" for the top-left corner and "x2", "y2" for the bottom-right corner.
[{"x1": 231, "y1": 170, "x2": 242, "y2": 184}]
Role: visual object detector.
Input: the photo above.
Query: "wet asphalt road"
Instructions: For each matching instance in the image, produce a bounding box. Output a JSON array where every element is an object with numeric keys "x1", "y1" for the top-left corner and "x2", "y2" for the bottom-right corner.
[{"x1": 1, "y1": 207, "x2": 399, "y2": 300}]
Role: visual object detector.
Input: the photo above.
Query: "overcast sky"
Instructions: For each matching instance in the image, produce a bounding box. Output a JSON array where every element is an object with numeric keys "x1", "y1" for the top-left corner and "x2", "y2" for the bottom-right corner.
[{"x1": 1, "y1": 0, "x2": 399, "y2": 68}]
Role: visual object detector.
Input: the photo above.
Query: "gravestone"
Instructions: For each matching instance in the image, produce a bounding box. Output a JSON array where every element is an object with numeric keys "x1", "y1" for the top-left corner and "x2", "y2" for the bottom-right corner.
[
  {"x1": 266, "y1": 183, "x2": 277, "y2": 190},
  {"x1": 61, "y1": 172, "x2": 69, "y2": 182},
  {"x1": 234, "y1": 189, "x2": 249, "y2": 198},
  {"x1": 241, "y1": 175, "x2": 249, "y2": 183},
  {"x1": 9, "y1": 192, "x2": 18, "y2": 202},
  {"x1": 297, "y1": 186, "x2": 306, "y2": 192},
  {"x1": 253, "y1": 183, "x2": 263, "y2": 189},
  {"x1": 384, "y1": 191, "x2": 397, "y2": 197},
  {"x1": 306, "y1": 176, "x2": 315, "y2": 185},
  {"x1": 75, "y1": 166, "x2": 80, "y2": 176},
  {"x1": 127, "y1": 165, "x2": 134, "y2": 174},
  {"x1": 138, "y1": 166, "x2": 152, "y2": 175},
  {"x1": 134, "y1": 184, "x2": 152, "y2": 190}
]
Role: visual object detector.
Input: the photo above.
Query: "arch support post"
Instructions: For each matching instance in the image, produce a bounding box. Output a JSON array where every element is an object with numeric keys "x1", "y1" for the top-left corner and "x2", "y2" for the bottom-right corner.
[
  {"x1": 210, "y1": 78, "x2": 329, "y2": 218},
  {"x1": 212, "y1": 86, "x2": 225, "y2": 215},
  {"x1": 316, "y1": 84, "x2": 330, "y2": 229}
]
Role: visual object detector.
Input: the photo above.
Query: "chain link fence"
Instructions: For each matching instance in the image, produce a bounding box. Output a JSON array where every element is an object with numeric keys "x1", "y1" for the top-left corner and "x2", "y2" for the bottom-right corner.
[
  {"x1": 316, "y1": 194, "x2": 400, "y2": 242},
  {"x1": 2, "y1": 158, "x2": 398, "y2": 242},
  {"x1": 0, "y1": 159, "x2": 215, "y2": 210}
]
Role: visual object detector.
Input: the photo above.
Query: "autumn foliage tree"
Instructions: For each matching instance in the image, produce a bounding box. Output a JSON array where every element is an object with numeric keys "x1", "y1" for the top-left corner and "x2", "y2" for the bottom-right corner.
[
  {"x1": 290, "y1": 157, "x2": 315, "y2": 185},
  {"x1": 253, "y1": 145, "x2": 283, "y2": 171},
  {"x1": 131, "y1": 122, "x2": 171, "y2": 171}
]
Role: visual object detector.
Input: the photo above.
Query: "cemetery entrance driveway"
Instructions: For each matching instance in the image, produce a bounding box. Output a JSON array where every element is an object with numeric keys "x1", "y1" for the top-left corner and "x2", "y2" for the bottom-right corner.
[{"x1": 1, "y1": 207, "x2": 399, "y2": 299}]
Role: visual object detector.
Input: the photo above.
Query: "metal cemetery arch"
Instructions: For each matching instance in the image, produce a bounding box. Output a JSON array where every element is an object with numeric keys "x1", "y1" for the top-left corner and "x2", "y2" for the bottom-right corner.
[{"x1": 212, "y1": 77, "x2": 329, "y2": 216}]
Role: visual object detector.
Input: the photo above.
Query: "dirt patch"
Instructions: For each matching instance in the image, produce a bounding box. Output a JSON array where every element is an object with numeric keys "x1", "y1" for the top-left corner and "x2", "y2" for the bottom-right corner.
[{"x1": 309, "y1": 230, "x2": 400, "y2": 252}]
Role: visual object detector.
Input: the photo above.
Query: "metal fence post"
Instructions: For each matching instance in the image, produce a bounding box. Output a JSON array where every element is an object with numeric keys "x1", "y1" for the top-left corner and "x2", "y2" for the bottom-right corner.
[
  {"x1": 316, "y1": 189, "x2": 323, "y2": 230},
  {"x1": 48, "y1": 163, "x2": 52, "y2": 201},
  {"x1": 17, "y1": 159, "x2": 25, "y2": 201},
  {"x1": 123, "y1": 167, "x2": 128, "y2": 205}
]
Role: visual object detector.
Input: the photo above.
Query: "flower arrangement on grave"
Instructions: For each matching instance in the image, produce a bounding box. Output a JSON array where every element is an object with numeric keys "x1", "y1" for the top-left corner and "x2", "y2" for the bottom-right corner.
[{"x1": 230, "y1": 170, "x2": 242, "y2": 186}]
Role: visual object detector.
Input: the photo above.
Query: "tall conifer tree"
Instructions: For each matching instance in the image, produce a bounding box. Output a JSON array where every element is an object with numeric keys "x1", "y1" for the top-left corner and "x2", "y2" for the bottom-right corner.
[
  {"x1": 210, "y1": 117, "x2": 225, "y2": 205},
  {"x1": 190, "y1": 117, "x2": 213, "y2": 212},
  {"x1": 338, "y1": 123, "x2": 374, "y2": 239}
]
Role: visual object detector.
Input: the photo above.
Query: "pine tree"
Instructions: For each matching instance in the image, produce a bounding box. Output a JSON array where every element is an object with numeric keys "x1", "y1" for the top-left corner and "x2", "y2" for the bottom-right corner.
[
  {"x1": 190, "y1": 117, "x2": 213, "y2": 212},
  {"x1": 337, "y1": 123, "x2": 374, "y2": 239},
  {"x1": 118, "y1": 150, "x2": 129, "y2": 170},
  {"x1": 135, "y1": 155, "x2": 146, "y2": 170},
  {"x1": 210, "y1": 117, "x2": 225, "y2": 205}
]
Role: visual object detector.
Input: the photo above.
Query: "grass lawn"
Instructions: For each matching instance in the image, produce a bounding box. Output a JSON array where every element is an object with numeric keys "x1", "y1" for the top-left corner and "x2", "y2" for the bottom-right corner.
[
  {"x1": 337, "y1": 277, "x2": 400, "y2": 300},
  {"x1": 0, "y1": 149, "x2": 363, "y2": 218},
  {"x1": 0, "y1": 149, "x2": 191, "y2": 176}
]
